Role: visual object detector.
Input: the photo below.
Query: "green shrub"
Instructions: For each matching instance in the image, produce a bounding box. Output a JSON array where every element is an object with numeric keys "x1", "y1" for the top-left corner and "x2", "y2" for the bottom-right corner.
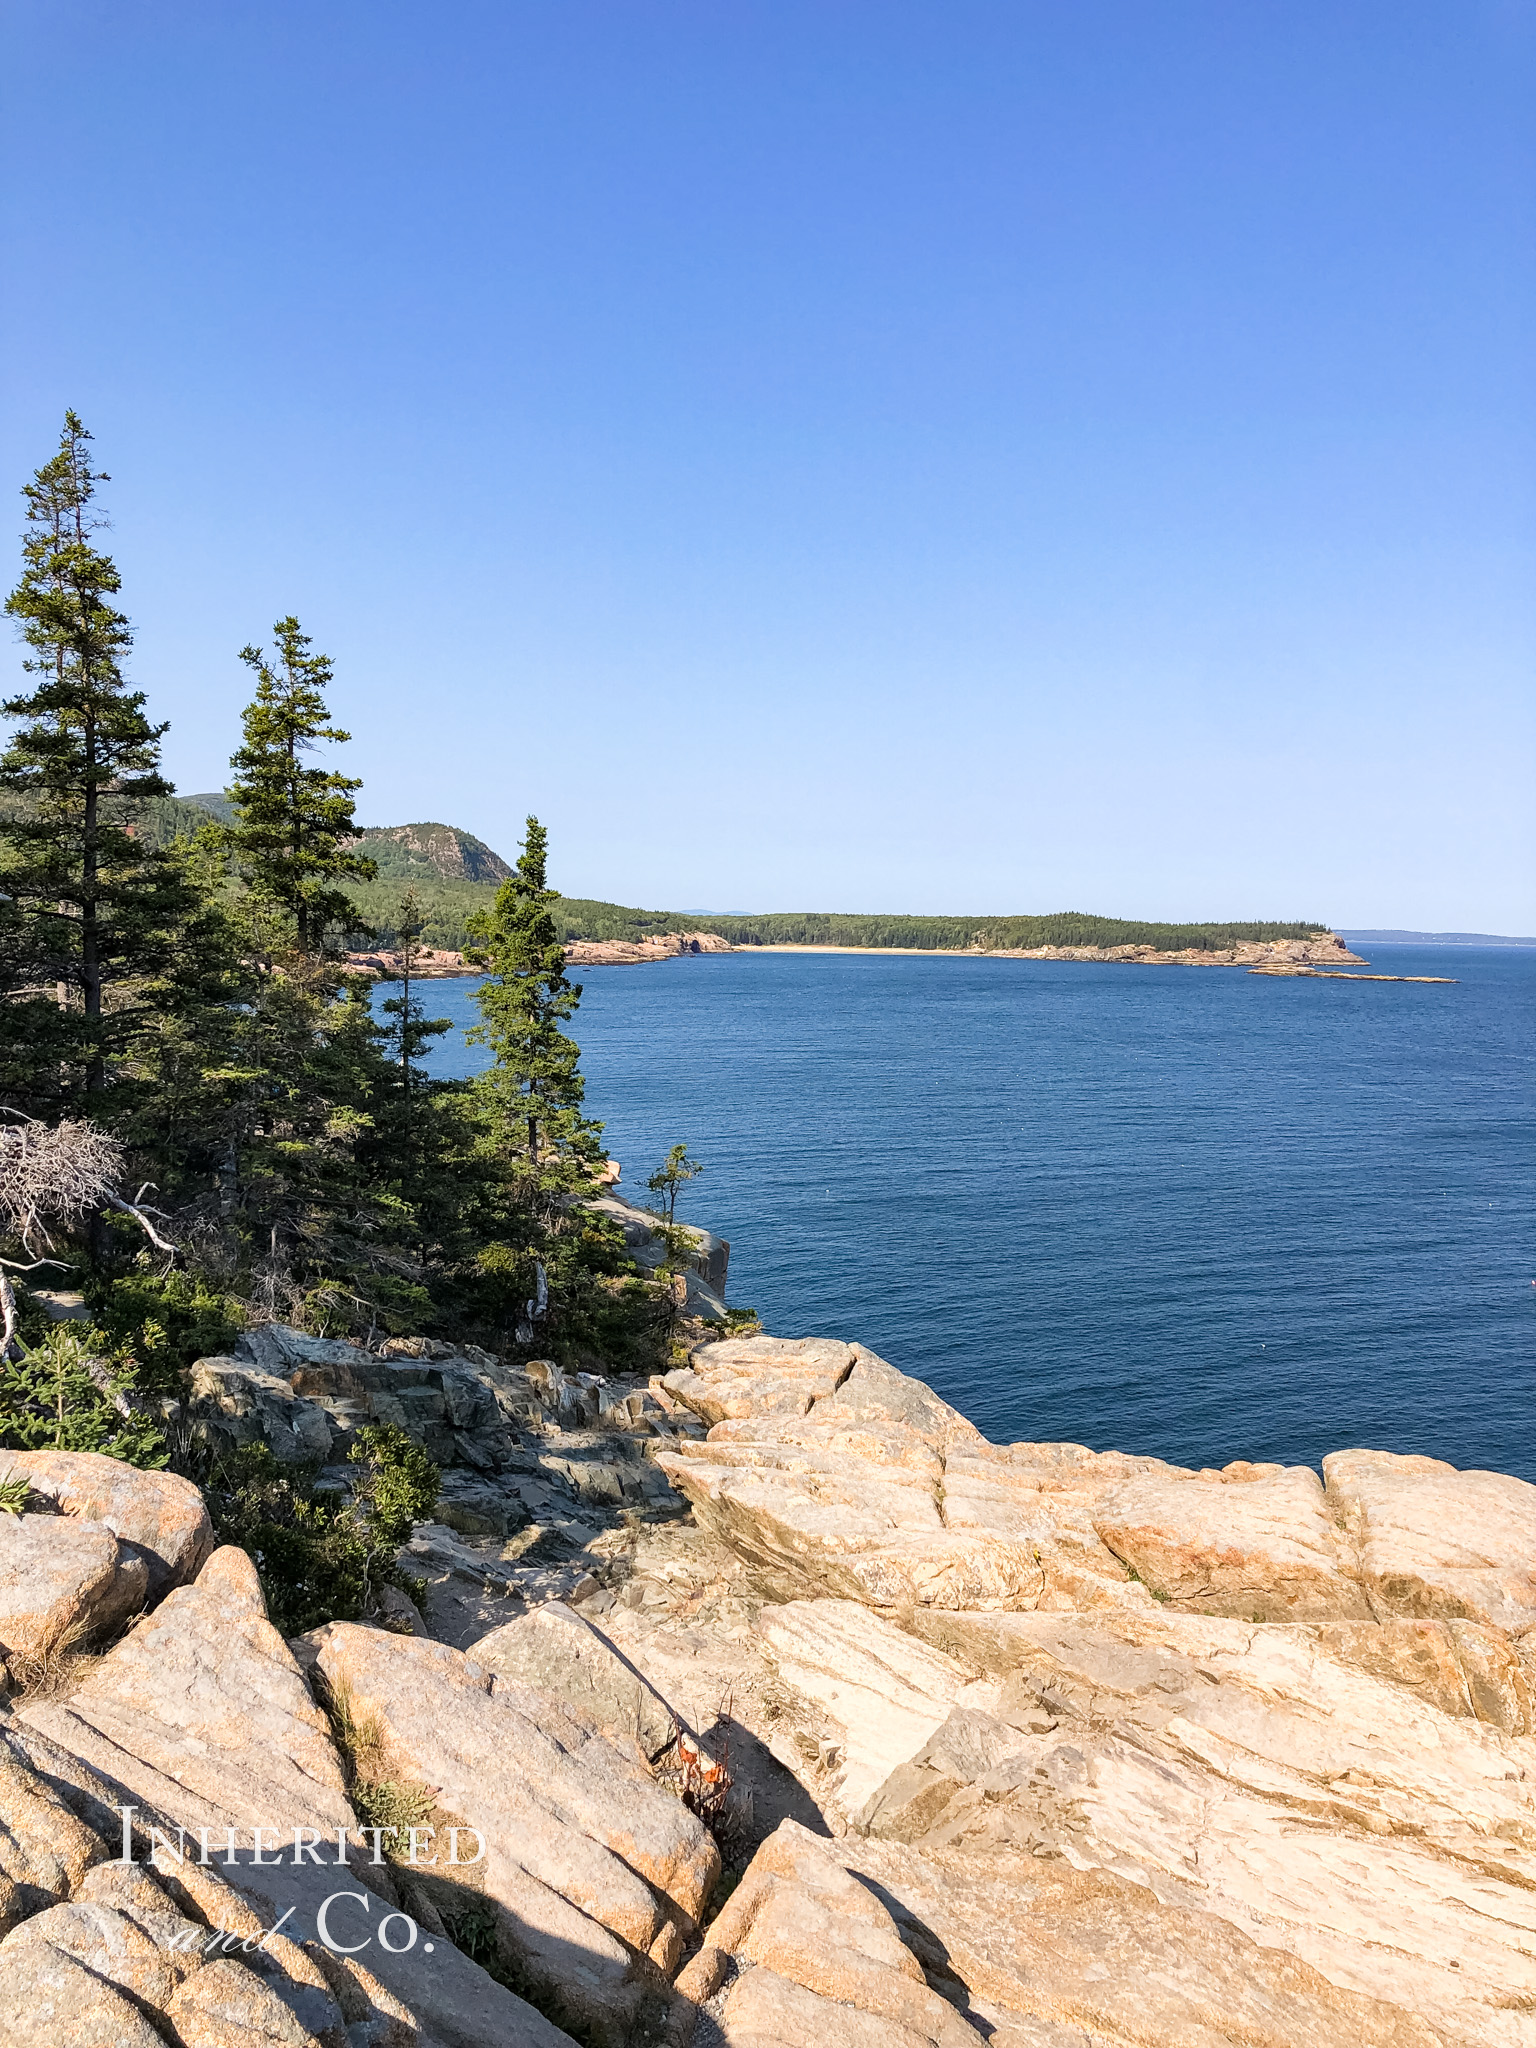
[
  {"x1": 203, "y1": 1426, "x2": 439, "y2": 1637},
  {"x1": 349, "y1": 1423, "x2": 439, "y2": 1545},
  {"x1": 0, "y1": 1474, "x2": 32, "y2": 1514},
  {"x1": 86, "y1": 1270, "x2": 243, "y2": 1392},
  {"x1": 0, "y1": 1326, "x2": 166, "y2": 1466}
]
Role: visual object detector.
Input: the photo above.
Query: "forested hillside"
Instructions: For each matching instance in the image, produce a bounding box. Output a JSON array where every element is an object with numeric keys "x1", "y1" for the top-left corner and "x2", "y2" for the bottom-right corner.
[
  {"x1": 354, "y1": 891, "x2": 1326, "y2": 955},
  {"x1": 687, "y1": 911, "x2": 1325, "y2": 951},
  {"x1": 144, "y1": 798, "x2": 1322, "y2": 955}
]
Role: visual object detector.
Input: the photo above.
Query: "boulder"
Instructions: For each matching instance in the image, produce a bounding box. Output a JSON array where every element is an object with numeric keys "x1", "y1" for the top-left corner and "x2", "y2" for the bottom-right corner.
[
  {"x1": 21, "y1": 1546, "x2": 578, "y2": 2048},
  {"x1": 1092, "y1": 1465, "x2": 1372, "y2": 1620},
  {"x1": 473, "y1": 1601, "x2": 681, "y2": 1760},
  {"x1": 675, "y1": 1818, "x2": 984, "y2": 2047},
  {"x1": 0, "y1": 1510, "x2": 147, "y2": 1662},
  {"x1": 0, "y1": 1937, "x2": 166, "y2": 2047},
  {"x1": 2, "y1": 1449, "x2": 213, "y2": 1596},
  {"x1": 662, "y1": 1336, "x2": 857, "y2": 1423},
  {"x1": 318, "y1": 1620, "x2": 717, "y2": 1925},
  {"x1": 0, "y1": 1895, "x2": 196, "y2": 2013},
  {"x1": 23, "y1": 1544, "x2": 353, "y2": 1832},
  {"x1": 0, "y1": 1741, "x2": 110, "y2": 1914},
  {"x1": 1324, "y1": 1448, "x2": 1536, "y2": 1631},
  {"x1": 187, "y1": 1357, "x2": 334, "y2": 1464},
  {"x1": 165, "y1": 1954, "x2": 340, "y2": 2046},
  {"x1": 312, "y1": 1622, "x2": 720, "y2": 2045}
]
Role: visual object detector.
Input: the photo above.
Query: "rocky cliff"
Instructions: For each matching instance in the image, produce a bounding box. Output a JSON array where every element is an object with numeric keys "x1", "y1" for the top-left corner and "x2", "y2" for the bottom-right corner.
[
  {"x1": 989, "y1": 930, "x2": 1369, "y2": 967},
  {"x1": 353, "y1": 823, "x2": 514, "y2": 885},
  {"x1": 346, "y1": 933, "x2": 733, "y2": 978},
  {"x1": 0, "y1": 1293, "x2": 1531, "y2": 2043}
]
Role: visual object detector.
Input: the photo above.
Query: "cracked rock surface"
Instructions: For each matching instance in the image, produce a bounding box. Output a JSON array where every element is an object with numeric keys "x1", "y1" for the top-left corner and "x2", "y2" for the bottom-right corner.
[{"x1": 4, "y1": 1327, "x2": 1536, "y2": 2044}]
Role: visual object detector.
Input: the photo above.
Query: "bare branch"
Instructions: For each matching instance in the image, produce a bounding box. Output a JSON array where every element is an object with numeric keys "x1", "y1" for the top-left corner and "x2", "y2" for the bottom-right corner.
[
  {"x1": 0, "y1": 1114, "x2": 125, "y2": 1255},
  {"x1": 0, "y1": 1257, "x2": 66, "y2": 1361},
  {"x1": 0, "y1": 1112, "x2": 177, "y2": 1273},
  {"x1": 1, "y1": 1268, "x2": 19, "y2": 1362},
  {"x1": 103, "y1": 1195, "x2": 177, "y2": 1258}
]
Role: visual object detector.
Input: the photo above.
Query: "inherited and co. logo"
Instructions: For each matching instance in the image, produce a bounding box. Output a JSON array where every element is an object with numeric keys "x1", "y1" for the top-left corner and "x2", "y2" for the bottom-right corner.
[{"x1": 114, "y1": 1806, "x2": 486, "y2": 1959}]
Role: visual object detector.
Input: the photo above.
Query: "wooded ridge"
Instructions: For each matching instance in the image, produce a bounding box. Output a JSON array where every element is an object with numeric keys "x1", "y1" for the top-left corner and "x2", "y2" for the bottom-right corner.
[{"x1": 142, "y1": 796, "x2": 1329, "y2": 956}]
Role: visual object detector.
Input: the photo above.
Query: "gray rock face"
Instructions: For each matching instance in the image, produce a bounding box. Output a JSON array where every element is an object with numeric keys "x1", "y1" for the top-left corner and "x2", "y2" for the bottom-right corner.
[
  {"x1": 473, "y1": 1601, "x2": 681, "y2": 1761},
  {"x1": 190, "y1": 1338, "x2": 535, "y2": 1472},
  {"x1": 187, "y1": 1357, "x2": 336, "y2": 1464},
  {"x1": 584, "y1": 1194, "x2": 730, "y2": 1302},
  {"x1": 233, "y1": 1324, "x2": 374, "y2": 1379}
]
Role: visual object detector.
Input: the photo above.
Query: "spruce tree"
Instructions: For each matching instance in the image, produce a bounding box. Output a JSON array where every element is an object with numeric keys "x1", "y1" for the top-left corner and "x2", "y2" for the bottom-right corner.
[
  {"x1": 222, "y1": 618, "x2": 376, "y2": 957},
  {"x1": 0, "y1": 414, "x2": 198, "y2": 1118},
  {"x1": 464, "y1": 817, "x2": 601, "y2": 1180},
  {"x1": 375, "y1": 886, "x2": 451, "y2": 1175}
]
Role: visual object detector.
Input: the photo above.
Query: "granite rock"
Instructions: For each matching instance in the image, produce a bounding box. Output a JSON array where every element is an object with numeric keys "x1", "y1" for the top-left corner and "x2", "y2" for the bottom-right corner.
[
  {"x1": 1, "y1": 1449, "x2": 213, "y2": 1598},
  {"x1": 1324, "y1": 1448, "x2": 1536, "y2": 1631},
  {"x1": 0, "y1": 1510, "x2": 147, "y2": 1662}
]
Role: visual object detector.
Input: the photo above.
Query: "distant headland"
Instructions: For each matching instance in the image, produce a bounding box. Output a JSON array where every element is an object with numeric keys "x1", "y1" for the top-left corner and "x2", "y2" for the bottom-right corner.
[{"x1": 144, "y1": 799, "x2": 1373, "y2": 975}]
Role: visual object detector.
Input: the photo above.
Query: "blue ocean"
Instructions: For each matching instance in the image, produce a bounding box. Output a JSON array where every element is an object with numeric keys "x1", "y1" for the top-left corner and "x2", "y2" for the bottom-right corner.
[{"x1": 397, "y1": 946, "x2": 1534, "y2": 1481}]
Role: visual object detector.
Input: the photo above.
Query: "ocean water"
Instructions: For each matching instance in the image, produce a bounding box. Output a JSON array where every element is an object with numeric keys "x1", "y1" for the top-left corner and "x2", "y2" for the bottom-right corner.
[{"x1": 395, "y1": 945, "x2": 1535, "y2": 1480}]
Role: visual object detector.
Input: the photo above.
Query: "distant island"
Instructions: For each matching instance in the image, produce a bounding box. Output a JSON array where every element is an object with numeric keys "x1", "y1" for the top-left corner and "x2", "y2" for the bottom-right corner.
[{"x1": 142, "y1": 798, "x2": 1363, "y2": 970}]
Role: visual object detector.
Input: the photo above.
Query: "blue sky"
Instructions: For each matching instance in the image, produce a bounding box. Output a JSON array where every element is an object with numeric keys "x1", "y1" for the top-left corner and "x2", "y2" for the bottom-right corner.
[{"x1": 3, "y1": 2, "x2": 1532, "y2": 927}]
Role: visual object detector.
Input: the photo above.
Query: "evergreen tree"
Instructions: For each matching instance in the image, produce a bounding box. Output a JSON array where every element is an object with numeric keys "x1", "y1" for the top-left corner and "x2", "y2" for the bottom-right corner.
[
  {"x1": 0, "y1": 415, "x2": 197, "y2": 1117},
  {"x1": 222, "y1": 618, "x2": 376, "y2": 957},
  {"x1": 647, "y1": 1142, "x2": 703, "y2": 1229},
  {"x1": 230, "y1": 961, "x2": 395, "y2": 1318},
  {"x1": 463, "y1": 817, "x2": 602, "y2": 1180},
  {"x1": 203, "y1": 623, "x2": 395, "y2": 1316},
  {"x1": 371, "y1": 885, "x2": 453, "y2": 1196},
  {"x1": 379, "y1": 888, "x2": 449, "y2": 1114}
]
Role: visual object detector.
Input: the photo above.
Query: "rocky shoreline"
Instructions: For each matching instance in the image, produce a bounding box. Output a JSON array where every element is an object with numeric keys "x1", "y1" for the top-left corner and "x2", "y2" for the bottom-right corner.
[
  {"x1": 0, "y1": 1200, "x2": 1529, "y2": 2044},
  {"x1": 348, "y1": 931, "x2": 1368, "y2": 978}
]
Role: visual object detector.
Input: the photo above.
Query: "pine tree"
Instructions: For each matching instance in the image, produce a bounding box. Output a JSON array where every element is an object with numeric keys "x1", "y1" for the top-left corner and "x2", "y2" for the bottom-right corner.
[
  {"x1": 381, "y1": 888, "x2": 443, "y2": 1101},
  {"x1": 463, "y1": 817, "x2": 602, "y2": 1181},
  {"x1": 374, "y1": 886, "x2": 452, "y2": 1180},
  {"x1": 0, "y1": 414, "x2": 199, "y2": 1118},
  {"x1": 222, "y1": 618, "x2": 376, "y2": 957}
]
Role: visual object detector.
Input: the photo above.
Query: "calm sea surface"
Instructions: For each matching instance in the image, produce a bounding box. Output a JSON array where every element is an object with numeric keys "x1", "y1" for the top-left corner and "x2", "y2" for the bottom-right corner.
[{"x1": 394, "y1": 946, "x2": 1535, "y2": 1479}]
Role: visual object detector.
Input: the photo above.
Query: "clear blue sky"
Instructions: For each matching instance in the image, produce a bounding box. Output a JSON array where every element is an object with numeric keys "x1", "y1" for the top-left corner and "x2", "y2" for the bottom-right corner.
[{"x1": 3, "y1": 2, "x2": 1532, "y2": 928}]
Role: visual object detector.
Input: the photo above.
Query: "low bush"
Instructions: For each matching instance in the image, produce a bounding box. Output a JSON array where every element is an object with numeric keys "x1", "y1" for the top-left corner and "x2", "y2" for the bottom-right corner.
[
  {"x1": 0, "y1": 1324, "x2": 166, "y2": 1466},
  {"x1": 201, "y1": 1422, "x2": 440, "y2": 1636},
  {"x1": 86, "y1": 1268, "x2": 243, "y2": 1393}
]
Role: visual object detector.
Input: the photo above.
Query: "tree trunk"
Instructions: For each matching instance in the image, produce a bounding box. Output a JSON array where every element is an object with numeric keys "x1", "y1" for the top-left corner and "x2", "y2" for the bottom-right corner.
[{"x1": 81, "y1": 715, "x2": 102, "y2": 1097}]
